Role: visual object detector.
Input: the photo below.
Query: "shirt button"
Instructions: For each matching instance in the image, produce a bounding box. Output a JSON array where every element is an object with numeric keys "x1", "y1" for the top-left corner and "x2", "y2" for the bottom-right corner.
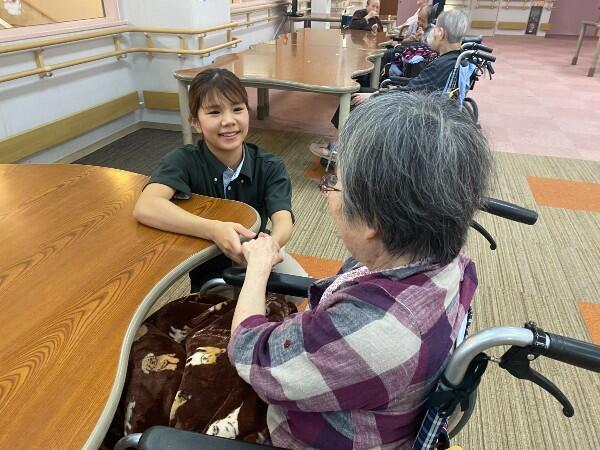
[
  {"x1": 228, "y1": 186, "x2": 231, "y2": 191},
  {"x1": 213, "y1": 178, "x2": 218, "y2": 182},
  {"x1": 240, "y1": 179, "x2": 244, "y2": 183}
]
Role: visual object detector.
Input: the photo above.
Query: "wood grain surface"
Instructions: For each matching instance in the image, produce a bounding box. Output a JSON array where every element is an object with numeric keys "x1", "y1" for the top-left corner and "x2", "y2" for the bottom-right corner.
[
  {"x1": 175, "y1": 29, "x2": 383, "y2": 92},
  {"x1": 0, "y1": 164, "x2": 258, "y2": 449}
]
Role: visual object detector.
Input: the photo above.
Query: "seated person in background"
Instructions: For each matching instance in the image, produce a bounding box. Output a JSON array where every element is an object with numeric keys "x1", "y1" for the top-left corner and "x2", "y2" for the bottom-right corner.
[
  {"x1": 349, "y1": 0, "x2": 383, "y2": 32},
  {"x1": 133, "y1": 68, "x2": 306, "y2": 292},
  {"x1": 401, "y1": 5, "x2": 433, "y2": 43},
  {"x1": 230, "y1": 91, "x2": 492, "y2": 449},
  {"x1": 395, "y1": 0, "x2": 427, "y2": 36},
  {"x1": 310, "y1": 9, "x2": 467, "y2": 160},
  {"x1": 352, "y1": 8, "x2": 468, "y2": 105}
]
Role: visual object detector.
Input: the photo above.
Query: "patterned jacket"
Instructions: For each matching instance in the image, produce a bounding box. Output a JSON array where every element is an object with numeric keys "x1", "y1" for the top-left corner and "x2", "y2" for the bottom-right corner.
[{"x1": 228, "y1": 255, "x2": 478, "y2": 449}]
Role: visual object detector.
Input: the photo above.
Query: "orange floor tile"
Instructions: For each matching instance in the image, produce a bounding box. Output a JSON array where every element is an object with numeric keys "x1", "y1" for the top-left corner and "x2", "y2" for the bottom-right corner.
[
  {"x1": 527, "y1": 177, "x2": 600, "y2": 212},
  {"x1": 578, "y1": 302, "x2": 600, "y2": 344},
  {"x1": 303, "y1": 157, "x2": 329, "y2": 181},
  {"x1": 290, "y1": 253, "x2": 342, "y2": 279}
]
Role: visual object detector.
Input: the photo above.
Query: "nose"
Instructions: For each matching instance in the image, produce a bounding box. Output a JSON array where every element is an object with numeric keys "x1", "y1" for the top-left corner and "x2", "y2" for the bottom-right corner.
[{"x1": 221, "y1": 109, "x2": 235, "y2": 125}]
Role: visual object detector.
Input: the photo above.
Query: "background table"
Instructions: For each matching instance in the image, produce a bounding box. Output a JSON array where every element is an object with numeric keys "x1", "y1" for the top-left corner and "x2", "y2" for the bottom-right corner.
[
  {"x1": 175, "y1": 29, "x2": 386, "y2": 145},
  {"x1": 0, "y1": 164, "x2": 259, "y2": 449},
  {"x1": 286, "y1": 13, "x2": 396, "y2": 33}
]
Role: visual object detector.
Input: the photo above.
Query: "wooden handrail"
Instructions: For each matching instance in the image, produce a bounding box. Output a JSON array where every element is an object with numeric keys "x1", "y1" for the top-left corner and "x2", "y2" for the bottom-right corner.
[
  {"x1": 0, "y1": 37, "x2": 242, "y2": 84},
  {"x1": 0, "y1": 23, "x2": 241, "y2": 55}
]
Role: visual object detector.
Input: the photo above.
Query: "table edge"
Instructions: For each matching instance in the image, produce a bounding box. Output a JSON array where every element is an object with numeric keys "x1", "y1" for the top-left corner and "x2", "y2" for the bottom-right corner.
[{"x1": 83, "y1": 209, "x2": 261, "y2": 449}]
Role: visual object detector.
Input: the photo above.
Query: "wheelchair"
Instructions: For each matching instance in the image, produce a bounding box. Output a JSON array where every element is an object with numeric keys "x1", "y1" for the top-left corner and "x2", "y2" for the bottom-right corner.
[
  {"x1": 115, "y1": 199, "x2": 600, "y2": 450},
  {"x1": 380, "y1": 37, "x2": 495, "y2": 126}
]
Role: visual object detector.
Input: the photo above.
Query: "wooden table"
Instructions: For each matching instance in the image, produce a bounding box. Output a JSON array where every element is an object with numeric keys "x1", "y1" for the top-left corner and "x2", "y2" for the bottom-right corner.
[
  {"x1": 286, "y1": 13, "x2": 396, "y2": 33},
  {"x1": 571, "y1": 20, "x2": 600, "y2": 77},
  {"x1": 0, "y1": 164, "x2": 259, "y2": 449},
  {"x1": 175, "y1": 29, "x2": 385, "y2": 145}
]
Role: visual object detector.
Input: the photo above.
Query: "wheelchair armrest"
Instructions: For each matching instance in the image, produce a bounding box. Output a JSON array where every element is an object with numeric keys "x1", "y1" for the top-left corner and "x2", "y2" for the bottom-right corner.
[
  {"x1": 223, "y1": 267, "x2": 316, "y2": 298},
  {"x1": 138, "y1": 426, "x2": 282, "y2": 450},
  {"x1": 462, "y1": 35, "x2": 483, "y2": 44}
]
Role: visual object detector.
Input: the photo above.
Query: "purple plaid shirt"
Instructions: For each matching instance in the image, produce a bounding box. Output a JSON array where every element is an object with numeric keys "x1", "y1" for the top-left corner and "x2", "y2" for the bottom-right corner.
[{"x1": 228, "y1": 254, "x2": 478, "y2": 449}]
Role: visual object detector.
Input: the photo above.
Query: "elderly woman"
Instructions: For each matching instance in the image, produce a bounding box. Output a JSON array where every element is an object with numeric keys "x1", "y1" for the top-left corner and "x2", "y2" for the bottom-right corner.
[{"x1": 230, "y1": 91, "x2": 492, "y2": 449}]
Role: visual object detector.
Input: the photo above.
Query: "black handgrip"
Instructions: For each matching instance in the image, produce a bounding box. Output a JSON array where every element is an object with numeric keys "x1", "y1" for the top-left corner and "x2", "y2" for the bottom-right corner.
[
  {"x1": 544, "y1": 333, "x2": 600, "y2": 373},
  {"x1": 223, "y1": 267, "x2": 315, "y2": 298},
  {"x1": 463, "y1": 42, "x2": 493, "y2": 53},
  {"x1": 462, "y1": 35, "x2": 483, "y2": 44},
  {"x1": 481, "y1": 197, "x2": 538, "y2": 225},
  {"x1": 474, "y1": 51, "x2": 496, "y2": 62}
]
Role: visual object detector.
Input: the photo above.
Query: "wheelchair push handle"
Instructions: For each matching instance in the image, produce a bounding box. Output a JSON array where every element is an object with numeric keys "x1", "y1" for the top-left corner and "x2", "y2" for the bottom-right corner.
[
  {"x1": 481, "y1": 197, "x2": 538, "y2": 225},
  {"x1": 462, "y1": 42, "x2": 493, "y2": 53},
  {"x1": 473, "y1": 50, "x2": 496, "y2": 63},
  {"x1": 545, "y1": 333, "x2": 600, "y2": 373}
]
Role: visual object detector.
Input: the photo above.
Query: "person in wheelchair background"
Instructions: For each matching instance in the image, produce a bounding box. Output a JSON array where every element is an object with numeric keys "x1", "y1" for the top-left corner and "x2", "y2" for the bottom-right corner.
[
  {"x1": 309, "y1": 9, "x2": 468, "y2": 162},
  {"x1": 229, "y1": 91, "x2": 492, "y2": 449},
  {"x1": 353, "y1": 9, "x2": 468, "y2": 106}
]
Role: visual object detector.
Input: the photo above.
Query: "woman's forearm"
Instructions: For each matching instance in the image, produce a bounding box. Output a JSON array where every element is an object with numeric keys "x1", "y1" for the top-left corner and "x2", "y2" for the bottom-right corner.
[
  {"x1": 231, "y1": 264, "x2": 270, "y2": 333},
  {"x1": 270, "y1": 211, "x2": 293, "y2": 248},
  {"x1": 134, "y1": 196, "x2": 217, "y2": 239}
]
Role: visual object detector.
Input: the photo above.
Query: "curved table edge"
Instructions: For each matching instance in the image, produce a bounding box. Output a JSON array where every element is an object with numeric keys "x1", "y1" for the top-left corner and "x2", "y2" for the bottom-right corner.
[{"x1": 84, "y1": 209, "x2": 261, "y2": 449}]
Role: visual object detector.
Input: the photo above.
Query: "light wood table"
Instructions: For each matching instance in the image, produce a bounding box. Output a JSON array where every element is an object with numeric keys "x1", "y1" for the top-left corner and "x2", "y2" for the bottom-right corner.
[
  {"x1": 175, "y1": 29, "x2": 385, "y2": 145},
  {"x1": 571, "y1": 20, "x2": 600, "y2": 77},
  {"x1": 271, "y1": 28, "x2": 390, "y2": 88},
  {"x1": 286, "y1": 13, "x2": 396, "y2": 33},
  {"x1": 0, "y1": 164, "x2": 259, "y2": 449}
]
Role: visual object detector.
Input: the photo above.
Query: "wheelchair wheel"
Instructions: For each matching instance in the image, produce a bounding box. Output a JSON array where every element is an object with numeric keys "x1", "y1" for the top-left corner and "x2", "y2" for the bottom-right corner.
[{"x1": 463, "y1": 97, "x2": 479, "y2": 124}]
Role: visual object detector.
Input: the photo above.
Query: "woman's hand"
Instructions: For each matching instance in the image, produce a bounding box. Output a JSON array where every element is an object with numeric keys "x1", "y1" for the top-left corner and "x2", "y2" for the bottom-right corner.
[
  {"x1": 351, "y1": 92, "x2": 373, "y2": 106},
  {"x1": 208, "y1": 222, "x2": 256, "y2": 264},
  {"x1": 371, "y1": 23, "x2": 379, "y2": 33},
  {"x1": 242, "y1": 233, "x2": 283, "y2": 275}
]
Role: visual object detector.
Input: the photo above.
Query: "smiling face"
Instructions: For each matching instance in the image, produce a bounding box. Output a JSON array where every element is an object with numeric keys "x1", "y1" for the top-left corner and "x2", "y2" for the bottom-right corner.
[{"x1": 192, "y1": 90, "x2": 249, "y2": 157}]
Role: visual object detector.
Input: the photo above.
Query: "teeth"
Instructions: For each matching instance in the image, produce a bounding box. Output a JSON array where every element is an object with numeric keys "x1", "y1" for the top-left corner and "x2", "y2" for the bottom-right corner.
[{"x1": 221, "y1": 131, "x2": 238, "y2": 137}]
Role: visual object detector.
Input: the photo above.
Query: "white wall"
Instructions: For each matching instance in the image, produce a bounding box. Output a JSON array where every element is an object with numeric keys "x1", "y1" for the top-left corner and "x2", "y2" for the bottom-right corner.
[{"x1": 0, "y1": 0, "x2": 284, "y2": 162}]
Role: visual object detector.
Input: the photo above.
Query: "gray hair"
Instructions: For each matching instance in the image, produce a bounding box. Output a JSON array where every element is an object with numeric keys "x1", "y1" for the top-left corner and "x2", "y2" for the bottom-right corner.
[
  {"x1": 336, "y1": 91, "x2": 492, "y2": 264},
  {"x1": 436, "y1": 9, "x2": 468, "y2": 44}
]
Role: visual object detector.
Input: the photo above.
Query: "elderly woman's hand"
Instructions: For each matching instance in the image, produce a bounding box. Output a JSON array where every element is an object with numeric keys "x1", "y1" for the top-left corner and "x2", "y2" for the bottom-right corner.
[
  {"x1": 242, "y1": 233, "x2": 283, "y2": 275},
  {"x1": 351, "y1": 92, "x2": 373, "y2": 106}
]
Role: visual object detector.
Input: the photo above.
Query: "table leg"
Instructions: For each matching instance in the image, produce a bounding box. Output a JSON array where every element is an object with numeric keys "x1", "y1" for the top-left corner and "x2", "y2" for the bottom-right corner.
[
  {"x1": 588, "y1": 36, "x2": 600, "y2": 77},
  {"x1": 338, "y1": 93, "x2": 351, "y2": 130},
  {"x1": 370, "y1": 56, "x2": 382, "y2": 89},
  {"x1": 257, "y1": 88, "x2": 270, "y2": 120},
  {"x1": 572, "y1": 23, "x2": 590, "y2": 65},
  {"x1": 177, "y1": 79, "x2": 193, "y2": 145}
]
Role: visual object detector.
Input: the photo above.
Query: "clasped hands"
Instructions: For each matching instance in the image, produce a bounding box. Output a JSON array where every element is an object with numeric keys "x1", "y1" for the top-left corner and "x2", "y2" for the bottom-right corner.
[{"x1": 209, "y1": 222, "x2": 282, "y2": 269}]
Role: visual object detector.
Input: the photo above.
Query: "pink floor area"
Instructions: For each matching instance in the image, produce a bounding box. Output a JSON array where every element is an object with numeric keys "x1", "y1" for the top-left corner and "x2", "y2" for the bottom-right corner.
[{"x1": 248, "y1": 35, "x2": 600, "y2": 161}]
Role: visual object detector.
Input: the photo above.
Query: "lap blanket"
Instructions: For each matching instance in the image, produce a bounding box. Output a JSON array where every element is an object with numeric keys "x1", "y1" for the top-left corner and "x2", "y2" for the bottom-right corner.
[{"x1": 107, "y1": 292, "x2": 296, "y2": 447}]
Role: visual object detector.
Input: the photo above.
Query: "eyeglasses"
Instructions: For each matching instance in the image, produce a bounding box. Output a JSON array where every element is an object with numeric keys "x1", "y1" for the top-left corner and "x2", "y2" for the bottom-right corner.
[{"x1": 319, "y1": 174, "x2": 342, "y2": 195}]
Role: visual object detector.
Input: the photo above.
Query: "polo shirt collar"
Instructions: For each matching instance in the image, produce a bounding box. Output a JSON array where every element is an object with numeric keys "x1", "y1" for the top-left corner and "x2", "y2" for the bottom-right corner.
[{"x1": 199, "y1": 140, "x2": 253, "y2": 183}]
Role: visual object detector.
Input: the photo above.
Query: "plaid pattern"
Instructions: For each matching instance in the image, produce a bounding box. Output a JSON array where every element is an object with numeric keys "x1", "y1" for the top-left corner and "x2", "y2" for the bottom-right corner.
[
  {"x1": 228, "y1": 255, "x2": 478, "y2": 449},
  {"x1": 411, "y1": 308, "x2": 473, "y2": 450}
]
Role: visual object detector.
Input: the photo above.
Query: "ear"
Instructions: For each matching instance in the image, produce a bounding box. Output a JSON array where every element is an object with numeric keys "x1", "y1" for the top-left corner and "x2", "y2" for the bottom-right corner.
[
  {"x1": 363, "y1": 224, "x2": 379, "y2": 241},
  {"x1": 190, "y1": 117, "x2": 202, "y2": 135}
]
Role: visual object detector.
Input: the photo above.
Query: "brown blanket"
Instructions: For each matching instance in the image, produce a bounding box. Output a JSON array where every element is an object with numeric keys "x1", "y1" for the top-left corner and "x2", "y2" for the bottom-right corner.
[{"x1": 107, "y1": 292, "x2": 296, "y2": 446}]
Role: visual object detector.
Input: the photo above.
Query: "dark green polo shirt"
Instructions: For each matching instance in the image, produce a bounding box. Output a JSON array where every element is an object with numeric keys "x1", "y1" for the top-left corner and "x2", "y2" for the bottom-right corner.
[{"x1": 148, "y1": 141, "x2": 293, "y2": 231}]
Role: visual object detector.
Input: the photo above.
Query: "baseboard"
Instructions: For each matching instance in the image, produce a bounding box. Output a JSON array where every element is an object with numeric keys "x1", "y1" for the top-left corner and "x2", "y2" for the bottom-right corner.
[
  {"x1": 0, "y1": 92, "x2": 140, "y2": 163},
  {"x1": 56, "y1": 122, "x2": 144, "y2": 163}
]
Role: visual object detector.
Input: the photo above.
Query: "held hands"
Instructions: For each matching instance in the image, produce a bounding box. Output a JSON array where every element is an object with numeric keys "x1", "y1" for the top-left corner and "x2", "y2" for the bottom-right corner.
[
  {"x1": 241, "y1": 233, "x2": 283, "y2": 275},
  {"x1": 371, "y1": 23, "x2": 379, "y2": 32},
  {"x1": 351, "y1": 92, "x2": 373, "y2": 106},
  {"x1": 209, "y1": 221, "x2": 256, "y2": 264}
]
